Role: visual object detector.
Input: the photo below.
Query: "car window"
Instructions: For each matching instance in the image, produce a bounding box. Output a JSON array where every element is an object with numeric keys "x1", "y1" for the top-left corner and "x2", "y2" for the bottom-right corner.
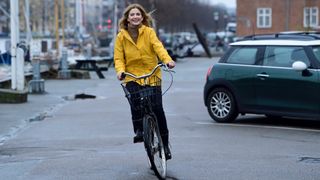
[
  {"x1": 263, "y1": 46, "x2": 310, "y2": 67},
  {"x1": 226, "y1": 47, "x2": 258, "y2": 65},
  {"x1": 312, "y1": 46, "x2": 320, "y2": 63}
]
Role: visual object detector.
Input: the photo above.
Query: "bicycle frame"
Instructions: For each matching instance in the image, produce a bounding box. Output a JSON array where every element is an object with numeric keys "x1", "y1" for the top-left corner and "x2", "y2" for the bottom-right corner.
[{"x1": 120, "y1": 63, "x2": 173, "y2": 179}]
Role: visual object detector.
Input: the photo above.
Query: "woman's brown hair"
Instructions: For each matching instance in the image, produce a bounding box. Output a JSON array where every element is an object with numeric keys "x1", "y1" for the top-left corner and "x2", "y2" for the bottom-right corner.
[{"x1": 119, "y1": 3, "x2": 153, "y2": 30}]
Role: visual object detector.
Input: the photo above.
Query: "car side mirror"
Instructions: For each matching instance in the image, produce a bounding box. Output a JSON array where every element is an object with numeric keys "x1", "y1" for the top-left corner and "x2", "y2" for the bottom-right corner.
[{"x1": 292, "y1": 61, "x2": 307, "y2": 71}]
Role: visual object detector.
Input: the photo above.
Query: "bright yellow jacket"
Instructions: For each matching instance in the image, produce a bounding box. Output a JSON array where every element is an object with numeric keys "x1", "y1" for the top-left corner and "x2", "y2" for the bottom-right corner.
[{"x1": 114, "y1": 25, "x2": 172, "y2": 85}]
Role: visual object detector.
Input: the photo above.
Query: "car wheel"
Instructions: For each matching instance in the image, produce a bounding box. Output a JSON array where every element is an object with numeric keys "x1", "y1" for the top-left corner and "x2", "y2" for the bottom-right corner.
[{"x1": 206, "y1": 88, "x2": 238, "y2": 123}]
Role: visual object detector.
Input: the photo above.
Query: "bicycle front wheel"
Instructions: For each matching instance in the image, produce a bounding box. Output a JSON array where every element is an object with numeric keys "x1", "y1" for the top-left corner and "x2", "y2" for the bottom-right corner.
[{"x1": 143, "y1": 114, "x2": 167, "y2": 179}]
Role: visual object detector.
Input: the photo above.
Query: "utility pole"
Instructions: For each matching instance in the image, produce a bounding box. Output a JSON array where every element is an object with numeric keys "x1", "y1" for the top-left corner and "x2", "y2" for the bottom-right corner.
[
  {"x1": 10, "y1": 0, "x2": 18, "y2": 90},
  {"x1": 113, "y1": 0, "x2": 118, "y2": 42},
  {"x1": 24, "y1": 0, "x2": 32, "y2": 44},
  {"x1": 44, "y1": 0, "x2": 49, "y2": 34},
  {"x1": 61, "y1": 0, "x2": 65, "y2": 46},
  {"x1": 10, "y1": 0, "x2": 24, "y2": 91},
  {"x1": 149, "y1": 0, "x2": 156, "y2": 31},
  {"x1": 54, "y1": 0, "x2": 60, "y2": 55},
  {"x1": 75, "y1": 0, "x2": 83, "y2": 43},
  {"x1": 108, "y1": 0, "x2": 118, "y2": 57}
]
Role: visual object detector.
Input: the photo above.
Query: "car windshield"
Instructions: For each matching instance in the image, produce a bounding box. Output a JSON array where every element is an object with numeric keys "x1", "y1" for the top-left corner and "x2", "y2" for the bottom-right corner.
[{"x1": 312, "y1": 46, "x2": 320, "y2": 63}]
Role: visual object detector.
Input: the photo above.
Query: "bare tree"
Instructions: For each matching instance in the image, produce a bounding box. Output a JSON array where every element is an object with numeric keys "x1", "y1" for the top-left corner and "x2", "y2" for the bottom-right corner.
[{"x1": 126, "y1": 0, "x2": 231, "y2": 33}]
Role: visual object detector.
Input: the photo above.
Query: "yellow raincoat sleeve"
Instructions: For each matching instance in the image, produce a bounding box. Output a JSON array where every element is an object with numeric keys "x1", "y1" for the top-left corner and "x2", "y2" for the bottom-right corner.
[
  {"x1": 114, "y1": 34, "x2": 125, "y2": 74},
  {"x1": 149, "y1": 29, "x2": 172, "y2": 64}
]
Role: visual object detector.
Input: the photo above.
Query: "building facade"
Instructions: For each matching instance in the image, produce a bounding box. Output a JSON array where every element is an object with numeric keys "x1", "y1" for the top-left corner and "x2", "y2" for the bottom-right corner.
[{"x1": 237, "y1": 0, "x2": 320, "y2": 36}]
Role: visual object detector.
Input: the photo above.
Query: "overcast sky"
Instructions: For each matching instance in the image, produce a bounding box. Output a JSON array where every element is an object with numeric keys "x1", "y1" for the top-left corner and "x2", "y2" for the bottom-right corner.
[{"x1": 208, "y1": 0, "x2": 236, "y2": 8}]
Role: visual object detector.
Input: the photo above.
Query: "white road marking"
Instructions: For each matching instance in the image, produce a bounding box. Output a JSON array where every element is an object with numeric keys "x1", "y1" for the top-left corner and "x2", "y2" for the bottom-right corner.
[{"x1": 195, "y1": 121, "x2": 320, "y2": 133}]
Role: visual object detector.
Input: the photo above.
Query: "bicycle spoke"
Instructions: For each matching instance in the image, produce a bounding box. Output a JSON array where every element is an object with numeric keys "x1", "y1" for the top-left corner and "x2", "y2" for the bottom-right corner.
[
  {"x1": 120, "y1": 63, "x2": 173, "y2": 180},
  {"x1": 143, "y1": 115, "x2": 166, "y2": 179}
]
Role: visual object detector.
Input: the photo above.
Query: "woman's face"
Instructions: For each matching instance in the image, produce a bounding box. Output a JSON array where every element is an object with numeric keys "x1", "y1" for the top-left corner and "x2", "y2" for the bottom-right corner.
[{"x1": 127, "y1": 8, "x2": 143, "y2": 27}]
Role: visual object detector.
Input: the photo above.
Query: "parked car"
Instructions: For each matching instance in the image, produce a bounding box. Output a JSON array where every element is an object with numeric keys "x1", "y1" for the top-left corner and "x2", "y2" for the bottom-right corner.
[{"x1": 204, "y1": 32, "x2": 320, "y2": 122}]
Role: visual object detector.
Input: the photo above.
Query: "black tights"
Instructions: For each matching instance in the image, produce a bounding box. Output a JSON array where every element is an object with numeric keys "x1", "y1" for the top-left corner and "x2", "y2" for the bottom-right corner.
[{"x1": 126, "y1": 81, "x2": 169, "y2": 146}]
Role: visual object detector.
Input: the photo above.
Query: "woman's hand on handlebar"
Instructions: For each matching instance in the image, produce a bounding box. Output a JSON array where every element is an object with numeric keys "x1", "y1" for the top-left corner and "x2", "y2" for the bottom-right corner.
[
  {"x1": 166, "y1": 60, "x2": 176, "y2": 69},
  {"x1": 117, "y1": 72, "x2": 125, "y2": 81},
  {"x1": 118, "y1": 62, "x2": 174, "y2": 81}
]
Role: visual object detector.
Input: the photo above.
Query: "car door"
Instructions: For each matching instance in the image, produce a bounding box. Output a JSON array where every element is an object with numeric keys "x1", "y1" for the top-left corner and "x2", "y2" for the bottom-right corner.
[
  {"x1": 254, "y1": 46, "x2": 320, "y2": 116},
  {"x1": 222, "y1": 46, "x2": 262, "y2": 109}
]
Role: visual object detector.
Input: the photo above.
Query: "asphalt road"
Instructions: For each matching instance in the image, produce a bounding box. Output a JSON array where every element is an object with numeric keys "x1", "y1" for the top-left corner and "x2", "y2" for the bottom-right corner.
[{"x1": 0, "y1": 57, "x2": 320, "y2": 180}]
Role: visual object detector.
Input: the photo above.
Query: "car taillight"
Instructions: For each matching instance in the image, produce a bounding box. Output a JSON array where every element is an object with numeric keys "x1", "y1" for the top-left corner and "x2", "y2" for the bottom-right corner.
[{"x1": 206, "y1": 66, "x2": 213, "y2": 80}]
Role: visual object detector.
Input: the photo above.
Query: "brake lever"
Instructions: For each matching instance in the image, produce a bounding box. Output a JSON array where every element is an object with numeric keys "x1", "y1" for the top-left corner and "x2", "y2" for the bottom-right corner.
[
  {"x1": 162, "y1": 64, "x2": 176, "y2": 73},
  {"x1": 163, "y1": 68, "x2": 176, "y2": 73}
]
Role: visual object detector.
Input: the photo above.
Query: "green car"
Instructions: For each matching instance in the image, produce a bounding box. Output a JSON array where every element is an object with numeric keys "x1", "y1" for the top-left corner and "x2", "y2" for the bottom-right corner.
[{"x1": 204, "y1": 33, "x2": 320, "y2": 123}]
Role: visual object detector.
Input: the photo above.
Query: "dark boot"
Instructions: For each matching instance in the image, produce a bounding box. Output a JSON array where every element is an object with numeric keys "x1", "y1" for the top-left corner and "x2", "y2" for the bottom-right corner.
[
  {"x1": 132, "y1": 118, "x2": 143, "y2": 143},
  {"x1": 161, "y1": 134, "x2": 172, "y2": 160},
  {"x1": 133, "y1": 129, "x2": 143, "y2": 143},
  {"x1": 164, "y1": 145, "x2": 172, "y2": 160}
]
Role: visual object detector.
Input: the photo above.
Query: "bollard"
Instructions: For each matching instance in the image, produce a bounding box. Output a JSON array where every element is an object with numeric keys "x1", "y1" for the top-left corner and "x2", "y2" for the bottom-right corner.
[
  {"x1": 28, "y1": 56, "x2": 45, "y2": 94},
  {"x1": 84, "y1": 44, "x2": 92, "y2": 60},
  {"x1": 58, "y1": 48, "x2": 71, "y2": 79},
  {"x1": 16, "y1": 47, "x2": 25, "y2": 91},
  {"x1": 33, "y1": 57, "x2": 40, "y2": 80}
]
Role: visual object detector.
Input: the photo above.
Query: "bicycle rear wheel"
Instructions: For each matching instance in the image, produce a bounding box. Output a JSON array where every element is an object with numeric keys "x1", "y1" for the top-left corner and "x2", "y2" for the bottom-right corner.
[{"x1": 143, "y1": 114, "x2": 167, "y2": 179}]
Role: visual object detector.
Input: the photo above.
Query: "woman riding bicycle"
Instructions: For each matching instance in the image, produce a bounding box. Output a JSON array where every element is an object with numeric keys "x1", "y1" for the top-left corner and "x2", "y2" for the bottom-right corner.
[{"x1": 114, "y1": 3, "x2": 175, "y2": 160}]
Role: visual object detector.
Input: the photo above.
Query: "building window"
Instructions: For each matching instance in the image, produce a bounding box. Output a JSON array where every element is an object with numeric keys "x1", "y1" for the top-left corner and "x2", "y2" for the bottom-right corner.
[
  {"x1": 304, "y1": 7, "x2": 318, "y2": 28},
  {"x1": 257, "y1": 8, "x2": 272, "y2": 28}
]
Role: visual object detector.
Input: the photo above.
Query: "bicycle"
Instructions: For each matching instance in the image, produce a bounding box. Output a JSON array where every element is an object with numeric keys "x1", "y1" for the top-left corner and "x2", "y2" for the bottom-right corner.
[{"x1": 120, "y1": 63, "x2": 174, "y2": 179}]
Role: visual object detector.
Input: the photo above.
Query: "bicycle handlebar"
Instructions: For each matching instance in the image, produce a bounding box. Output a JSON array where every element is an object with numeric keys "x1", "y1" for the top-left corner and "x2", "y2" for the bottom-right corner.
[{"x1": 121, "y1": 63, "x2": 174, "y2": 80}]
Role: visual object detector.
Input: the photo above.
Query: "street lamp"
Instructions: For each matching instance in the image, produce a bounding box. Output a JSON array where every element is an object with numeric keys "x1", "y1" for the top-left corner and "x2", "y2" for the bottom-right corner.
[
  {"x1": 224, "y1": 14, "x2": 228, "y2": 37},
  {"x1": 213, "y1": 12, "x2": 219, "y2": 32},
  {"x1": 224, "y1": 14, "x2": 228, "y2": 28}
]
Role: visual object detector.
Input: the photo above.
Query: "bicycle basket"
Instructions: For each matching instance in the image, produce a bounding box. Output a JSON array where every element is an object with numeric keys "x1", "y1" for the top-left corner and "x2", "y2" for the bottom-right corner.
[{"x1": 121, "y1": 76, "x2": 162, "y2": 111}]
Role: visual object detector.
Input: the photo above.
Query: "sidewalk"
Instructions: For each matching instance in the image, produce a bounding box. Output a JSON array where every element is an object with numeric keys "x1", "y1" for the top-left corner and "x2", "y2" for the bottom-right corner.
[{"x1": 0, "y1": 71, "x2": 115, "y2": 145}]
